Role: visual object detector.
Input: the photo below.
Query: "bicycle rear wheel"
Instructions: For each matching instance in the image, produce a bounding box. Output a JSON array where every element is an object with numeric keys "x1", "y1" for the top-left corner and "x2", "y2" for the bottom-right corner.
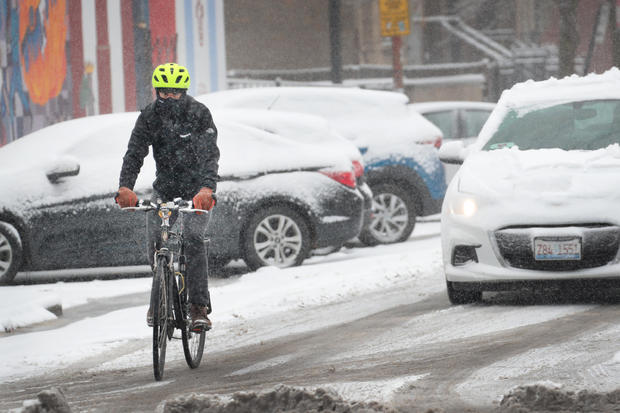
[
  {"x1": 152, "y1": 257, "x2": 169, "y2": 381},
  {"x1": 179, "y1": 286, "x2": 206, "y2": 368}
]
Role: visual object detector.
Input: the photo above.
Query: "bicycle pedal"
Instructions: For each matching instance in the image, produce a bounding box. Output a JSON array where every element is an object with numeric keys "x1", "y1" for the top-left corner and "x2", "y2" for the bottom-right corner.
[{"x1": 191, "y1": 325, "x2": 210, "y2": 333}]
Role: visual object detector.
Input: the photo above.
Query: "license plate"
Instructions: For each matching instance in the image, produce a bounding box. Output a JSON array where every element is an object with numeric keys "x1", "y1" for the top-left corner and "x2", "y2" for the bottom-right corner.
[{"x1": 534, "y1": 238, "x2": 581, "y2": 261}]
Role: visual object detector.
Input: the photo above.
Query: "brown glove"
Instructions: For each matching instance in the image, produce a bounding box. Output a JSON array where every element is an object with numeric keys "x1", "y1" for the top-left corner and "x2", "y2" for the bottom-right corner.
[
  {"x1": 115, "y1": 186, "x2": 138, "y2": 208},
  {"x1": 192, "y1": 187, "x2": 215, "y2": 211}
]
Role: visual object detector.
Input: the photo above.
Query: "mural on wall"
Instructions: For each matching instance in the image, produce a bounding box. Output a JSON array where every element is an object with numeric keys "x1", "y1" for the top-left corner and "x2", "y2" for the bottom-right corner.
[
  {"x1": 0, "y1": 0, "x2": 226, "y2": 147},
  {"x1": 20, "y1": 0, "x2": 67, "y2": 105},
  {"x1": 0, "y1": 0, "x2": 71, "y2": 146},
  {"x1": 1, "y1": 0, "x2": 32, "y2": 146}
]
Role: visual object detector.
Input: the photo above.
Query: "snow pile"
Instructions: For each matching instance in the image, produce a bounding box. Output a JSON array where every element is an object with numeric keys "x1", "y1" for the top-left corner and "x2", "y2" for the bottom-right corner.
[
  {"x1": 498, "y1": 384, "x2": 620, "y2": 413},
  {"x1": 160, "y1": 385, "x2": 396, "y2": 413},
  {"x1": 15, "y1": 387, "x2": 72, "y2": 413},
  {"x1": 2, "y1": 293, "x2": 59, "y2": 333},
  {"x1": 0, "y1": 278, "x2": 152, "y2": 331}
]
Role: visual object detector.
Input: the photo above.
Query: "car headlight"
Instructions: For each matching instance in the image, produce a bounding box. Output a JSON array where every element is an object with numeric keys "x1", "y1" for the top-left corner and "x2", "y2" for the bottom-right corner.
[{"x1": 449, "y1": 196, "x2": 478, "y2": 217}]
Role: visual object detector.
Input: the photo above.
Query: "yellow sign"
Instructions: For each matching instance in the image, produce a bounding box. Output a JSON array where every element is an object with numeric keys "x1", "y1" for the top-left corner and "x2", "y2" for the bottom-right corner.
[{"x1": 379, "y1": 0, "x2": 410, "y2": 37}]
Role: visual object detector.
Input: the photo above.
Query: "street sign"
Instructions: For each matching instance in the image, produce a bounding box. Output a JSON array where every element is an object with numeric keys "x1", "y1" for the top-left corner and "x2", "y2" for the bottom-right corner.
[{"x1": 379, "y1": 0, "x2": 410, "y2": 37}]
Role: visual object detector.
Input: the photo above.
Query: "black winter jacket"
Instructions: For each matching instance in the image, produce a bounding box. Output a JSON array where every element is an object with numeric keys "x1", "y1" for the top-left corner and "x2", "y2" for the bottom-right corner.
[{"x1": 119, "y1": 95, "x2": 220, "y2": 200}]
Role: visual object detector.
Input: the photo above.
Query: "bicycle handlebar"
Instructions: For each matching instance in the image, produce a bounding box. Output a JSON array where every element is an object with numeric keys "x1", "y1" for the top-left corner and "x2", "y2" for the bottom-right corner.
[{"x1": 121, "y1": 198, "x2": 210, "y2": 215}]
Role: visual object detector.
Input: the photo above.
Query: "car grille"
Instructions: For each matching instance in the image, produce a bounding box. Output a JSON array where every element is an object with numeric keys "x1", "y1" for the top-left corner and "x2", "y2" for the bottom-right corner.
[{"x1": 494, "y1": 224, "x2": 620, "y2": 271}]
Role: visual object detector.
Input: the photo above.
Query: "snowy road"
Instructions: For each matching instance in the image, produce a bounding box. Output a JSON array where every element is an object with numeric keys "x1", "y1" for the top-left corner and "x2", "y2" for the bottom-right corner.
[{"x1": 1, "y1": 222, "x2": 620, "y2": 412}]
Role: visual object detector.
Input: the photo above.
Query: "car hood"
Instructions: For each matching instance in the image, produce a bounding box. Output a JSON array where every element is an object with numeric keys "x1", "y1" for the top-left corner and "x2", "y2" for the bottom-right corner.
[{"x1": 458, "y1": 145, "x2": 620, "y2": 201}]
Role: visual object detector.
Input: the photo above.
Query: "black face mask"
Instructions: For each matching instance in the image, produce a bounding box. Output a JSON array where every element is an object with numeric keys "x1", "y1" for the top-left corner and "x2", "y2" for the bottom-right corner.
[{"x1": 156, "y1": 94, "x2": 186, "y2": 118}]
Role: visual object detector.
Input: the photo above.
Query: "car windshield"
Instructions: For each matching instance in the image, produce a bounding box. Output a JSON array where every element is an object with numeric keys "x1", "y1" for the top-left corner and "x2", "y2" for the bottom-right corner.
[{"x1": 482, "y1": 99, "x2": 620, "y2": 151}]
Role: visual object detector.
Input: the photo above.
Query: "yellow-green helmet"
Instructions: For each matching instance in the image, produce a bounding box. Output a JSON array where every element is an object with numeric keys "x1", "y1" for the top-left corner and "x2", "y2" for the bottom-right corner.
[{"x1": 152, "y1": 63, "x2": 190, "y2": 89}]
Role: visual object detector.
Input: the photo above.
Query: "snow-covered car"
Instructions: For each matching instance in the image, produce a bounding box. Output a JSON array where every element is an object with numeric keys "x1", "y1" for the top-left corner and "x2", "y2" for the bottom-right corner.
[
  {"x1": 210, "y1": 108, "x2": 374, "y2": 235},
  {"x1": 0, "y1": 112, "x2": 366, "y2": 284},
  {"x1": 410, "y1": 101, "x2": 495, "y2": 184},
  {"x1": 439, "y1": 68, "x2": 620, "y2": 304},
  {"x1": 198, "y1": 87, "x2": 446, "y2": 245}
]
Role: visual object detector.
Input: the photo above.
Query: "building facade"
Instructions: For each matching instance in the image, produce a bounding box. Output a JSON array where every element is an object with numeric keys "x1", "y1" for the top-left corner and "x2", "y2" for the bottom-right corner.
[
  {"x1": 223, "y1": 0, "x2": 619, "y2": 102},
  {"x1": 0, "y1": 0, "x2": 226, "y2": 146}
]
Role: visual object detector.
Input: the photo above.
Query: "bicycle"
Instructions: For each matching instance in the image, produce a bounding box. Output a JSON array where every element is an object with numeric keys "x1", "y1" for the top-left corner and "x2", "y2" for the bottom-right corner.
[{"x1": 124, "y1": 198, "x2": 209, "y2": 381}]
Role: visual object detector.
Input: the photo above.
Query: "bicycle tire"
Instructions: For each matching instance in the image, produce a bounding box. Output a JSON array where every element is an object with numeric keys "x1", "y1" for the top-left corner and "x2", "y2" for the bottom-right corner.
[
  {"x1": 152, "y1": 257, "x2": 169, "y2": 381},
  {"x1": 179, "y1": 277, "x2": 206, "y2": 368}
]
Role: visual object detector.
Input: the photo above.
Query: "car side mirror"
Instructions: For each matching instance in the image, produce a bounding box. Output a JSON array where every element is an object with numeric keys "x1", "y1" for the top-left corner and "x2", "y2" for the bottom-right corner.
[
  {"x1": 438, "y1": 141, "x2": 467, "y2": 165},
  {"x1": 46, "y1": 156, "x2": 81, "y2": 183}
]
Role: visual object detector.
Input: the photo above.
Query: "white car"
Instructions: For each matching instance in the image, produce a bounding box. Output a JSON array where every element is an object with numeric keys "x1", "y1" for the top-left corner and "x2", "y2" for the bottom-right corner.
[
  {"x1": 198, "y1": 87, "x2": 447, "y2": 246},
  {"x1": 439, "y1": 68, "x2": 620, "y2": 304}
]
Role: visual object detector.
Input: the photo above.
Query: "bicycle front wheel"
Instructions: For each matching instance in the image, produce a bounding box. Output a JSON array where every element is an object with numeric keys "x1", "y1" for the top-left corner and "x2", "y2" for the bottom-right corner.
[
  {"x1": 182, "y1": 320, "x2": 206, "y2": 368},
  {"x1": 180, "y1": 287, "x2": 205, "y2": 368},
  {"x1": 152, "y1": 257, "x2": 169, "y2": 381}
]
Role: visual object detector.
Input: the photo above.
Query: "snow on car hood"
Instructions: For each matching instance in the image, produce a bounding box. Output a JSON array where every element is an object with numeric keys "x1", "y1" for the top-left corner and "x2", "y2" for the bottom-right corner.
[
  {"x1": 0, "y1": 111, "x2": 351, "y2": 208},
  {"x1": 458, "y1": 145, "x2": 620, "y2": 201}
]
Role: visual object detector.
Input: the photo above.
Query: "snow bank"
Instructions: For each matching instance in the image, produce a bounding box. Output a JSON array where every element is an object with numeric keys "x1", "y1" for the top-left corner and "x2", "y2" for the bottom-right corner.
[
  {"x1": 499, "y1": 385, "x2": 620, "y2": 413},
  {"x1": 0, "y1": 278, "x2": 151, "y2": 331},
  {"x1": 160, "y1": 385, "x2": 396, "y2": 413}
]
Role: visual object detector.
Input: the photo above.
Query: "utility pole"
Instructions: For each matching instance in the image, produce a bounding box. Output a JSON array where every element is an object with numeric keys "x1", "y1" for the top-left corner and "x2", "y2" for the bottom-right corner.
[
  {"x1": 554, "y1": 0, "x2": 579, "y2": 77},
  {"x1": 329, "y1": 0, "x2": 343, "y2": 84},
  {"x1": 610, "y1": 0, "x2": 620, "y2": 68},
  {"x1": 391, "y1": 36, "x2": 404, "y2": 91}
]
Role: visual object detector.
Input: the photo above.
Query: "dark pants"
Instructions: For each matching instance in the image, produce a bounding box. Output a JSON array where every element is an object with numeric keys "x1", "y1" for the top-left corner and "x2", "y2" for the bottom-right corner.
[{"x1": 146, "y1": 191, "x2": 212, "y2": 311}]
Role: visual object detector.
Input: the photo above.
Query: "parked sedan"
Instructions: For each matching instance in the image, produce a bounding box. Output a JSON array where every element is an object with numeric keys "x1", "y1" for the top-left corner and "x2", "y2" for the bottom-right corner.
[
  {"x1": 198, "y1": 87, "x2": 446, "y2": 246},
  {"x1": 211, "y1": 108, "x2": 374, "y2": 236},
  {"x1": 439, "y1": 69, "x2": 620, "y2": 304},
  {"x1": 0, "y1": 112, "x2": 365, "y2": 284}
]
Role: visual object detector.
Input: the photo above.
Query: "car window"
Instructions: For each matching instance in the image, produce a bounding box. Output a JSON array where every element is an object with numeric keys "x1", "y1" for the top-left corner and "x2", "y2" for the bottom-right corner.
[
  {"x1": 422, "y1": 111, "x2": 456, "y2": 140},
  {"x1": 482, "y1": 99, "x2": 620, "y2": 151},
  {"x1": 461, "y1": 109, "x2": 492, "y2": 138}
]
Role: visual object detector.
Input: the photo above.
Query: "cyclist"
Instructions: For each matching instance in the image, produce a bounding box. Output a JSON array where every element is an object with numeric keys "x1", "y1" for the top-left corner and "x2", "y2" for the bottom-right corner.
[{"x1": 115, "y1": 62, "x2": 219, "y2": 330}]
